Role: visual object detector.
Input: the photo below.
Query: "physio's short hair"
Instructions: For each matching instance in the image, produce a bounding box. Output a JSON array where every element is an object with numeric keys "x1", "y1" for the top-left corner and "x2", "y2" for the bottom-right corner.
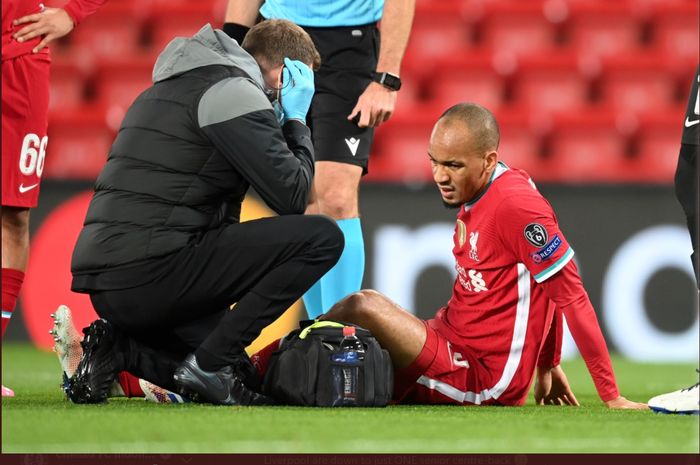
[
  {"x1": 438, "y1": 103, "x2": 500, "y2": 154},
  {"x1": 242, "y1": 19, "x2": 321, "y2": 71}
]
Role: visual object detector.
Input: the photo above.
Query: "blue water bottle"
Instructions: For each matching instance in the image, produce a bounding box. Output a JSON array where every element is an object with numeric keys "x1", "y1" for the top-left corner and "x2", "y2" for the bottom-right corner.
[{"x1": 331, "y1": 326, "x2": 365, "y2": 406}]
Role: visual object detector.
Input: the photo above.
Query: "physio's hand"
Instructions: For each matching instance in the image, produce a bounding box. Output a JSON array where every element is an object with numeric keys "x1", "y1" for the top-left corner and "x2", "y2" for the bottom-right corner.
[
  {"x1": 534, "y1": 365, "x2": 580, "y2": 406},
  {"x1": 604, "y1": 396, "x2": 648, "y2": 410},
  {"x1": 280, "y1": 57, "x2": 315, "y2": 124},
  {"x1": 13, "y1": 7, "x2": 75, "y2": 53},
  {"x1": 347, "y1": 81, "x2": 397, "y2": 128}
]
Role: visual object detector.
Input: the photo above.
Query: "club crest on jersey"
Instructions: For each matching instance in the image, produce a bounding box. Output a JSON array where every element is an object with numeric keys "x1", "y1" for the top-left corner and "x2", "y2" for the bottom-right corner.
[
  {"x1": 456, "y1": 219, "x2": 467, "y2": 247},
  {"x1": 524, "y1": 223, "x2": 548, "y2": 248},
  {"x1": 469, "y1": 231, "x2": 480, "y2": 261},
  {"x1": 530, "y1": 234, "x2": 562, "y2": 264}
]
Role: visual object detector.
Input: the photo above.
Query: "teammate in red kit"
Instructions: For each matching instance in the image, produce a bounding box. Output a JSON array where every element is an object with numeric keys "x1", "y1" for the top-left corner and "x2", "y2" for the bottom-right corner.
[
  {"x1": 2, "y1": 0, "x2": 108, "y2": 397},
  {"x1": 290, "y1": 103, "x2": 646, "y2": 408}
]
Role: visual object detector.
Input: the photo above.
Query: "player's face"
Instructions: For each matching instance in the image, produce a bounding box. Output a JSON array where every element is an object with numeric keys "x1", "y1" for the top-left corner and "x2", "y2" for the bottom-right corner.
[{"x1": 428, "y1": 121, "x2": 495, "y2": 208}]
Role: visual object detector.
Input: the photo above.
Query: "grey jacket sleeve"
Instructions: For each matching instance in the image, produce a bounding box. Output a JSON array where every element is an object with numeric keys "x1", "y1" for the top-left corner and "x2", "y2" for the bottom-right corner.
[{"x1": 197, "y1": 76, "x2": 314, "y2": 215}]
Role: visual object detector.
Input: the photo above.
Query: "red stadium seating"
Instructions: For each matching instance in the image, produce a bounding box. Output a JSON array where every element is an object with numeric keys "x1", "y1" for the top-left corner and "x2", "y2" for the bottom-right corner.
[
  {"x1": 649, "y1": 2, "x2": 700, "y2": 62},
  {"x1": 493, "y1": 108, "x2": 547, "y2": 180},
  {"x1": 48, "y1": 61, "x2": 86, "y2": 111},
  {"x1": 479, "y1": 2, "x2": 559, "y2": 57},
  {"x1": 564, "y1": 2, "x2": 642, "y2": 59},
  {"x1": 94, "y1": 57, "x2": 154, "y2": 121},
  {"x1": 598, "y1": 53, "x2": 678, "y2": 115},
  {"x1": 149, "y1": 3, "x2": 220, "y2": 52},
  {"x1": 66, "y1": 2, "x2": 145, "y2": 62},
  {"x1": 511, "y1": 53, "x2": 592, "y2": 115},
  {"x1": 42, "y1": 0, "x2": 691, "y2": 185},
  {"x1": 405, "y1": 0, "x2": 472, "y2": 69},
  {"x1": 44, "y1": 107, "x2": 114, "y2": 180},
  {"x1": 547, "y1": 108, "x2": 631, "y2": 183},
  {"x1": 632, "y1": 108, "x2": 685, "y2": 183},
  {"x1": 429, "y1": 53, "x2": 508, "y2": 111},
  {"x1": 368, "y1": 107, "x2": 445, "y2": 183}
]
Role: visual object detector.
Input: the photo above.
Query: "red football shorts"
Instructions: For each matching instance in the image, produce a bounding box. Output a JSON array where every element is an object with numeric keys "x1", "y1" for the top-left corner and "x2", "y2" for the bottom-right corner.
[
  {"x1": 2, "y1": 52, "x2": 51, "y2": 208},
  {"x1": 393, "y1": 320, "x2": 493, "y2": 405}
]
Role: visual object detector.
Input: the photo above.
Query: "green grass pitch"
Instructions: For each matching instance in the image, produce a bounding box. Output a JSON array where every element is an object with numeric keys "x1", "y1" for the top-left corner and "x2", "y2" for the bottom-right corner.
[{"x1": 2, "y1": 343, "x2": 698, "y2": 453}]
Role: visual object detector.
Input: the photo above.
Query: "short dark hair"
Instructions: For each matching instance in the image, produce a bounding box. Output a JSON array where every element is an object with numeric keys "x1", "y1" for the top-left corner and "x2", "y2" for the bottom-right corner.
[
  {"x1": 438, "y1": 103, "x2": 500, "y2": 154},
  {"x1": 242, "y1": 19, "x2": 321, "y2": 71}
]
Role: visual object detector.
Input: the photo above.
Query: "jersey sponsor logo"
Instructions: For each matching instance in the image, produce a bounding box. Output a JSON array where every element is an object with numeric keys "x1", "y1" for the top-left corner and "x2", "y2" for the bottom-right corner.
[
  {"x1": 18, "y1": 183, "x2": 39, "y2": 194},
  {"x1": 456, "y1": 219, "x2": 467, "y2": 247},
  {"x1": 530, "y1": 234, "x2": 562, "y2": 264},
  {"x1": 469, "y1": 231, "x2": 480, "y2": 261},
  {"x1": 686, "y1": 117, "x2": 699, "y2": 128},
  {"x1": 456, "y1": 263, "x2": 489, "y2": 292},
  {"x1": 524, "y1": 223, "x2": 548, "y2": 247},
  {"x1": 344, "y1": 137, "x2": 360, "y2": 156}
]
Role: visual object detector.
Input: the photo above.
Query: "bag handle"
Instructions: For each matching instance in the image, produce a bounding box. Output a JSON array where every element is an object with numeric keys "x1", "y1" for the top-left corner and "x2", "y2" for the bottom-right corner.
[{"x1": 299, "y1": 320, "x2": 345, "y2": 339}]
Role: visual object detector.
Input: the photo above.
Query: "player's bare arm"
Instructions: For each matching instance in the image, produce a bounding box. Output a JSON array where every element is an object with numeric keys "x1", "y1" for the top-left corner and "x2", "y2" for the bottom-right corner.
[
  {"x1": 12, "y1": 7, "x2": 74, "y2": 53},
  {"x1": 348, "y1": 0, "x2": 415, "y2": 128}
]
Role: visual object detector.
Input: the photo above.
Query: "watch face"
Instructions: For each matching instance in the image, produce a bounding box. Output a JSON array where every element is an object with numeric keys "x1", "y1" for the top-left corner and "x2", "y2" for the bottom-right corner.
[
  {"x1": 376, "y1": 72, "x2": 401, "y2": 91},
  {"x1": 385, "y1": 74, "x2": 401, "y2": 90}
]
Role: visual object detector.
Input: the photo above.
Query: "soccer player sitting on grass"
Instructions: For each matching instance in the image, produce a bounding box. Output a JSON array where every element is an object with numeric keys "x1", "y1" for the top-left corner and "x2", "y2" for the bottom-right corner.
[
  {"x1": 54, "y1": 103, "x2": 649, "y2": 408},
  {"x1": 305, "y1": 103, "x2": 647, "y2": 408}
]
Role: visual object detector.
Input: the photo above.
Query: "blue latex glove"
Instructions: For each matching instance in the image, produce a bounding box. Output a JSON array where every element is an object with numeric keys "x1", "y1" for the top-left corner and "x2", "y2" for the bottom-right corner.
[{"x1": 280, "y1": 57, "x2": 315, "y2": 124}]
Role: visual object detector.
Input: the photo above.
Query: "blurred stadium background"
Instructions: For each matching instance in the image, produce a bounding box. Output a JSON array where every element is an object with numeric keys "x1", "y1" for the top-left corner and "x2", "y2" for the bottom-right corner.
[{"x1": 6, "y1": 0, "x2": 699, "y2": 364}]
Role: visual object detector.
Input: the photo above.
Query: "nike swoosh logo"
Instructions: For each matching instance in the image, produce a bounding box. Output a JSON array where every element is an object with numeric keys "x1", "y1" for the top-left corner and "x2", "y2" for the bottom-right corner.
[
  {"x1": 685, "y1": 117, "x2": 700, "y2": 127},
  {"x1": 18, "y1": 183, "x2": 39, "y2": 193},
  {"x1": 345, "y1": 137, "x2": 360, "y2": 157}
]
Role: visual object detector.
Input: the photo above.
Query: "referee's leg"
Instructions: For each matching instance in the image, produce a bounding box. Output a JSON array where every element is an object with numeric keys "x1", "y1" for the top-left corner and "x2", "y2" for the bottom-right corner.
[{"x1": 675, "y1": 143, "x2": 699, "y2": 287}]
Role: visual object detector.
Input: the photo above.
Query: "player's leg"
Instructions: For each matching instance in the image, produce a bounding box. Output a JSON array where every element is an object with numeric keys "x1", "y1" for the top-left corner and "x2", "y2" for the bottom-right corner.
[
  {"x1": 322, "y1": 289, "x2": 426, "y2": 369},
  {"x1": 2, "y1": 207, "x2": 30, "y2": 337},
  {"x1": 674, "y1": 142, "x2": 699, "y2": 287},
  {"x1": 648, "y1": 141, "x2": 699, "y2": 414},
  {"x1": 648, "y1": 67, "x2": 699, "y2": 413},
  {"x1": 52, "y1": 304, "x2": 187, "y2": 403},
  {"x1": 245, "y1": 290, "x2": 428, "y2": 400},
  {"x1": 301, "y1": 24, "x2": 378, "y2": 319},
  {"x1": 323, "y1": 294, "x2": 488, "y2": 405},
  {"x1": 1, "y1": 53, "x2": 51, "y2": 397}
]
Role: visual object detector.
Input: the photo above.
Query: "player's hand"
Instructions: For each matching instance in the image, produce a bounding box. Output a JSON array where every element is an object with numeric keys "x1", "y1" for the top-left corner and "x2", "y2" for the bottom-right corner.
[
  {"x1": 280, "y1": 57, "x2": 315, "y2": 124},
  {"x1": 13, "y1": 7, "x2": 75, "y2": 53},
  {"x1": 348, "y1": 81, "x2": 397, "y2": 128},
  {"x1": 534, "y1": 365, "x2": 580, "y2": 406},
  {"x1": 604, "y1": 396, "x2": 648, "y2": 410}
]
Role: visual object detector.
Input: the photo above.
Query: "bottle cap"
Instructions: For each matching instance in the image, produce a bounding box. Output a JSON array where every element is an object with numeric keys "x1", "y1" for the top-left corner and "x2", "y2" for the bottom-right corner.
[{"x1": 343, "y1": 326, "x2": 356, "y2": 337}]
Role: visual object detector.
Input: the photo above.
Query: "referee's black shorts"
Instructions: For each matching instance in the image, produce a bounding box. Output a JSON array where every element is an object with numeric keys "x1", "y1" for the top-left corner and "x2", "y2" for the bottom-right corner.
[{"x1": 304, "y1": 23, "x2": 379, "y2": 174}]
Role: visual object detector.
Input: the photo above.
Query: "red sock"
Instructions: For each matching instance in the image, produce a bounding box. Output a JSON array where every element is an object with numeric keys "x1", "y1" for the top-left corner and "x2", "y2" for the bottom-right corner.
[
  {"x1": 250, "y1": 338, "x2": 283, "y2": 378},
  {"x1": 2, "y1": 268, "x2": 25, "y2": 338},
  {"x1": 117, "y1": 371, "x2": 145, "y2": 397}
]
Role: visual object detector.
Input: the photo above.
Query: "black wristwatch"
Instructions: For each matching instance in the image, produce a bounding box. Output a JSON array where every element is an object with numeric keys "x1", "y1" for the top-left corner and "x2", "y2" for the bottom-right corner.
[{"x1": 373, "y1": 72, "x2": 402, "y2": 91}]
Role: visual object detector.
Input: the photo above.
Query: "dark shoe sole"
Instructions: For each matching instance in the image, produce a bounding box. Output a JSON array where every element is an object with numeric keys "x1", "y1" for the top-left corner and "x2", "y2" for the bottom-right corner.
[{"x1": 66, "y1": 320, "x2": 117, "y2": 404}]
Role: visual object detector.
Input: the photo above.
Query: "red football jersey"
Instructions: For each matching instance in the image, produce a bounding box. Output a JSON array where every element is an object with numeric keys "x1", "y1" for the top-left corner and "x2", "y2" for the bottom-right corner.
[
  {"x1": 2, "y1": 0, "x2": 107, "y2": 62},
  {"x1": 433, "y1": 162, "x2": 577, "y2": 405},
  {"x1": 2, "y1": 0, "x2": 47, "y2": 61}
]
